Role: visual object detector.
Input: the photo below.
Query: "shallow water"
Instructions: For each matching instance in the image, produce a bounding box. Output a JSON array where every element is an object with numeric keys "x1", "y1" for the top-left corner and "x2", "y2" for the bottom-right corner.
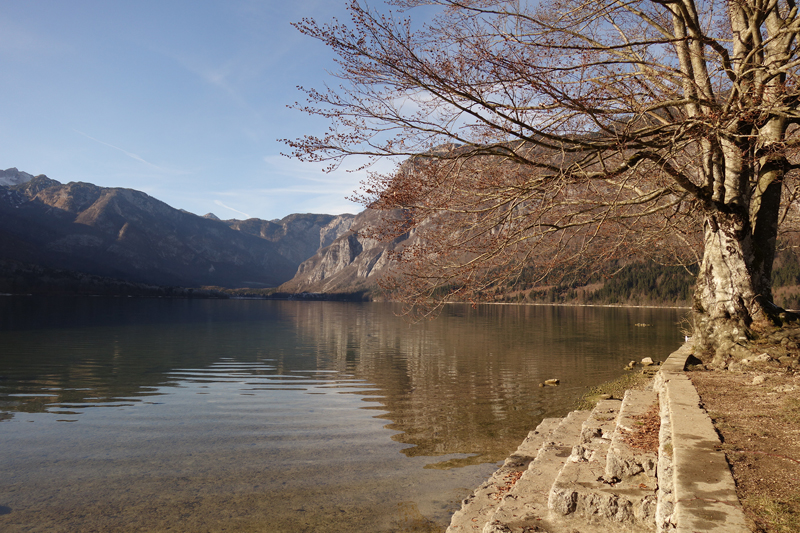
[{"x1": 0, "y1": 298, "x2": 685, "y2": 532}]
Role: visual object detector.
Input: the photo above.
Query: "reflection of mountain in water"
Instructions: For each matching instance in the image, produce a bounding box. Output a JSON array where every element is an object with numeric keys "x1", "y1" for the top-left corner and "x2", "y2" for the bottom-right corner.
[
  {"x1": 282, "y1": 302, "x2": 684, "y2": 467},
  {"x1": 0, "y1": 298, "x2": 683, "y2": 470},
  {"x1": 0, "y1": 298, "x2": 287, "y2": 417}
]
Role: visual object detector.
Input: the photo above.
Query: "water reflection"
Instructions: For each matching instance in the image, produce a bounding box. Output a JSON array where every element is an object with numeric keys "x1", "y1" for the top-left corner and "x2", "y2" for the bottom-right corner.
[
  {"x1": 0, "y1": 297, "x2": 685, "y2": 532},
  {"x1": 281, "y1": 302, "x2": 684, "y2": 467}
]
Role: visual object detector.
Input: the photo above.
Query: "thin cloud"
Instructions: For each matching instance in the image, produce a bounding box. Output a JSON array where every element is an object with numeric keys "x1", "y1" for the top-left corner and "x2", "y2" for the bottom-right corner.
[
  {"x1": 214, "y1": 200, "x2": 252, "y2": 219},
  {"x1": 252, "y1": 183, "x2": 360, "y2": 196},
  {"x1": 153, "y1": 47, "x2": 254, "y2": 111},
  {"x1": 263, "y1": 154, "x2": 400, "y2": 185},
  {"x1": 0, "y1": 22, "x2": 72, "y2": 57}
]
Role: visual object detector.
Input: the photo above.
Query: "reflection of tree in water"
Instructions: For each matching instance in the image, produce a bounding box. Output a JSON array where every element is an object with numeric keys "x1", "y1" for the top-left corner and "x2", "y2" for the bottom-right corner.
[{"x1": 283, "y1": 301, "x2": 680, "y2": 467}]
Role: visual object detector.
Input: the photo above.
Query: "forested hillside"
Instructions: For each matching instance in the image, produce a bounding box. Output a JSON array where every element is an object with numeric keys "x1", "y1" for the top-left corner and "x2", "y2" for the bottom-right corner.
[
  {"x1": 772, "y1": 250, "x2": 800, "y2": 309},
  {"x1": 481, "y1": 257, "x2": 800, "y2": 309},
  {"x1": 479, "y1": 262, "x2": 697, "y2": 307}
]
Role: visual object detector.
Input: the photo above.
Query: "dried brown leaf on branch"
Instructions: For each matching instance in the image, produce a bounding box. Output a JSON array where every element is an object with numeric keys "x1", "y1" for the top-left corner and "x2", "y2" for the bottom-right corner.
[{"x1": 287, "y1": 0, "x2": 800, "y2": 345}]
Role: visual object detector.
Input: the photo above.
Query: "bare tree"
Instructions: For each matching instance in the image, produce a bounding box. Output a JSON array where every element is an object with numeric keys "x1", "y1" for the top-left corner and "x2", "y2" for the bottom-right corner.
[{"x1": 285, "y1": 0, "x2": 800, "y2": 351}]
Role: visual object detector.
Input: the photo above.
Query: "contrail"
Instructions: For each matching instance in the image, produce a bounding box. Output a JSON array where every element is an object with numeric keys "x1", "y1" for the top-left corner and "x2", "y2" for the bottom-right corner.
[
  {"x1": 73, "y1": 129, "x2": 170, "y2": 172},
  {"x1": 214, "y1": 200, "x2": 252, "y2": 219}
]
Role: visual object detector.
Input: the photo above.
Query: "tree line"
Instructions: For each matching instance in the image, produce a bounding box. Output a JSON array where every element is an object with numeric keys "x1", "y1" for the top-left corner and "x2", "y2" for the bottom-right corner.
[{"x1": 289, "y1": 0, "x2": 800, "y2": 352}]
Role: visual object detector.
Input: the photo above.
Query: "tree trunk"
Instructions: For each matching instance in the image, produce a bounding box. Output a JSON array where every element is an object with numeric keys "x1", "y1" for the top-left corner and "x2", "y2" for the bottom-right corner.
[{"x1": 693, "y1": 210, "x2": 780, "y2": 361}]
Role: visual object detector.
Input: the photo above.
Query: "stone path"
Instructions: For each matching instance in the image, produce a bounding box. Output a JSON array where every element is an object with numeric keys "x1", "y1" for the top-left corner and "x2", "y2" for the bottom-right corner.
[{"x1": 446, "y1": 344, "x2": 749, "y2": 533}]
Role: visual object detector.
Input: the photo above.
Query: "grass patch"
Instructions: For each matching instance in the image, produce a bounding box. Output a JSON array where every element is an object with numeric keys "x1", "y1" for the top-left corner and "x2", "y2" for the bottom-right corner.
[
  {"x1": 745, "y1": 495, "x2": 800, "y2": 533},
  {"x1": 575, "y1": 371, "x2": 653, "y2": 411},
  {"x1": 662, "y1": 442, "x2": 673, "y2": 457},
  {"x1": 780, "y1": 398, "x2": 800, "y2": 425}
]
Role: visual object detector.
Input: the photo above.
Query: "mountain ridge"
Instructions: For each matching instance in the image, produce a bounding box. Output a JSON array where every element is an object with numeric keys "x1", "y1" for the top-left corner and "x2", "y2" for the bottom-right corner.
[
  {"x1": 0, "y1": 167, "x2": 34, "y2": 187},
  {"x1": 2, "y1": 167, "x2": 762, "y2": 308},
  {"x1": 0, "y1": 168, "x2": 354, "y2": 290}
]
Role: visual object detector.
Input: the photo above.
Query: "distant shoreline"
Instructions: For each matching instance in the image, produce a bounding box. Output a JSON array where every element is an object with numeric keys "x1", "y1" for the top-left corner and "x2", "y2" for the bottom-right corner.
[
  {"x1": 0, "y1": 290, "x2": 693, "y2": 310},
  {"x1": 479, "y1": 301, "x2": 692, "y2": 310}
]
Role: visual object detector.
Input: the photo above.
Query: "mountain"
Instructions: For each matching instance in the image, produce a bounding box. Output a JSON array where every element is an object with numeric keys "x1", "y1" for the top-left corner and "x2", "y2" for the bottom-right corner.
[
  {"x1": 278, "y1": 209, "x2": 409, "y2": 295},
  {"x1": 225, "y1": 213, "x2": 355, "y2": 266},
  {"x1": 0, "y1": 167, "x2": 34, "y2": 187},
  {"x1": 277, "y1": 207, "x2": 703, "y2": 306},
  {"x1": 278, "y1": 210, "x2": 701, "y2": 305},
  {"x1": 0, "y1": 169, "x2": 354, "y2": 289},
  {"x1": 0, "y1": 167, "x2": 718, "y2": 305}
]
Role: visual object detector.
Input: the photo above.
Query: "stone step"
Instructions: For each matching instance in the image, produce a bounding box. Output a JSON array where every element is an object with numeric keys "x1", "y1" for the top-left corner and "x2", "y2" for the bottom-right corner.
[
  {"x1": 606, "y1": 389, "x2": 659, "y2": 481},
  {"x1": 547, "y1": 390, "x2": 659, "y2": 532},
  {"x1": 449, "y1": 342, "x2": 752, "y2": 533},
  {"x1": 446, "y1": 417, "x2": 562, "y2": 533},
  {"x1": 480, "y1": 409, "x2": 592, "y2": 533}
]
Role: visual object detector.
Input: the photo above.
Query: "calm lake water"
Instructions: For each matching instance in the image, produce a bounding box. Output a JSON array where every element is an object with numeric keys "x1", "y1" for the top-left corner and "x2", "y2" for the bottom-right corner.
[{"x1": 0, "y1": 298, "x2": 685, "y2": 532}]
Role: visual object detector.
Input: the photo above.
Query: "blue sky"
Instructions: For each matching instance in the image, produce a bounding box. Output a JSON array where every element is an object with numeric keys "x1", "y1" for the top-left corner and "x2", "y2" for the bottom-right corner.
[{"x1": 0, "y1": 1, "x2": 404, "y2": 220}]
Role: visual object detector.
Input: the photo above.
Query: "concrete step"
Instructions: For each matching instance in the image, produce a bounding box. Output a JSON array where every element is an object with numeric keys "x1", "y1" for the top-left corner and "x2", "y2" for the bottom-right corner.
[
  {"x1": 446, "y1": 417, "x2": 562, "y2": 533},
  {"x1": 449, "y1": 342, "x2": 752, "y2": 533},
  {"x1": 606, "y1": 389, "x2": 659, "y2": 481},
  {"x1": 655, "y1": 350, "x2": 749, "y2": 533},
  {"x1": 547, "y1": 389, "x2": 658, "y2": 532},
  {"x1": 481, "y1": 409, "x2": 592, "y2": 533}
]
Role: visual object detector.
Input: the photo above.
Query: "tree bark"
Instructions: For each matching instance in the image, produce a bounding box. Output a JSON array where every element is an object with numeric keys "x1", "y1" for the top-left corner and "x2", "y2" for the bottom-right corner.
[{"x1": 693, "y1": 209, "x2": 780, "y2": 355}]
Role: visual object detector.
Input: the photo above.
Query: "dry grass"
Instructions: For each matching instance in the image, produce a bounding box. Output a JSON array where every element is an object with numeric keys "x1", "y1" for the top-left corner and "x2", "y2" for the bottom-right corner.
[
  {"x1": 575, "y1": 371, "x2": 653, "y2": 411},
  {"x1": 743, "y1": 495, "x2": 800, "y2": 533}
]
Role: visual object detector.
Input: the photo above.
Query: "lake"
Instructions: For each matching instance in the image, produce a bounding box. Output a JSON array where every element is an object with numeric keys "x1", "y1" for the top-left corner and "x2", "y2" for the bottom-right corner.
[{"x1": 0, "y1": 297, "x2": 685, "y2": 532}]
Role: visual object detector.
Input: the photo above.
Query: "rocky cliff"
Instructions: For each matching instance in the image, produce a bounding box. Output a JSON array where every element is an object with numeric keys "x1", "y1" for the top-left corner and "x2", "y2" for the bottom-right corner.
[
  {"x1": 0, "y1": 169, "x2": 354, "y2": 289},
  {"x1": 224, "y1": 213, "x2": 354, "y2": 266},
  {"x1": 0, "y1": 167, "x2": 34, "y2": 187},
  {"x1": 278, "y1": 209, "x2": 409, "y2": 295}
]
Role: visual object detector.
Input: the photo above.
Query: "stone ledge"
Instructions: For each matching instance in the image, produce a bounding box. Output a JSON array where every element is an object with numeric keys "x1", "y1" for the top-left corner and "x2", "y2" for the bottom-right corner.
[
  {"x1": 487, "y1": 410, "x2": 591, "y2": 532},
  {"x1": 446, "y1": 417, "x2": 563, "y2": 532},
  {"x1": 606, "y1": 390, "x2": 658, "y2": 480},
  {"x1": 447, "y1": 343, "x2": 751, "y2": 533},
  {"x1": 656, "y1": 344, "x2": 749, "y2": 533}
]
